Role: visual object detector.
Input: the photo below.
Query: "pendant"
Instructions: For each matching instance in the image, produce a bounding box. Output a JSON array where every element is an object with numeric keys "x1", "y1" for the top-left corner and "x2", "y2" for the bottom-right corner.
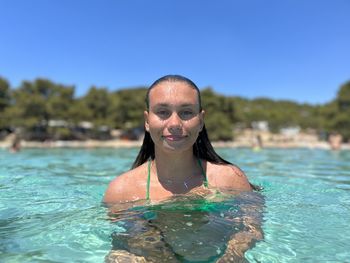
[{"x1": 184, "y1": 181, "x2": 189, "y2": 189}]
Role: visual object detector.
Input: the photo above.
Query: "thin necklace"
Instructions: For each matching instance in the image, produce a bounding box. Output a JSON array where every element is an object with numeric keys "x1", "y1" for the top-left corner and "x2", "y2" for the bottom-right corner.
[{"x1": 151, "y1": 160, "x2": 197, "y2": 189}]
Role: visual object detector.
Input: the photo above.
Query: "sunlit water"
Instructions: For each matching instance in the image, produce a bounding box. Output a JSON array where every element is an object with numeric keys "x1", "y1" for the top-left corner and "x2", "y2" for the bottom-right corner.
[{"x1": 1, "y1": 147, "x2": 349, "y2": 262}]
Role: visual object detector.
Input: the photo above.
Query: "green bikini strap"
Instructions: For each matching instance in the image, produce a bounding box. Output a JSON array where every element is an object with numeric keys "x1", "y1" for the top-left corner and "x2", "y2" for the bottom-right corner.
[
  {"x1": 197, "y1": 158, "x2": 208, "y2": 188},
  {"x1": 146, "y1": 159, "x2": 151, "y2": 200}
]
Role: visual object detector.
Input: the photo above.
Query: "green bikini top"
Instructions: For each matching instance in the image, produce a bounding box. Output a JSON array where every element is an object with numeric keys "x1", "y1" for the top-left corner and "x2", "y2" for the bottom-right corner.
[{"x1": 146, "y1": 158, "x2": 208, "y2": 200}]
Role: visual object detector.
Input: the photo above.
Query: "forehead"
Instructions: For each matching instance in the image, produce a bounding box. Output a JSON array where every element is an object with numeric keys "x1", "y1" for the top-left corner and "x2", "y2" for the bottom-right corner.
[{"x1": 148, "y1": 81, "x2": 199, "y2": 106}]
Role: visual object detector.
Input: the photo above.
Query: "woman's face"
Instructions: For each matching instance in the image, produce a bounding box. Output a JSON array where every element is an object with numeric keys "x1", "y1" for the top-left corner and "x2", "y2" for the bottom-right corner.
[{"x1": 145, "y1": 81, "x2": 204, "y2": 153}]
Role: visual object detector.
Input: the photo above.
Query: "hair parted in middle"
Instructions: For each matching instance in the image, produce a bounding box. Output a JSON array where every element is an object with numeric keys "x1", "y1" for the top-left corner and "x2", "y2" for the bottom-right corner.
[{"x1": 132, "y1": 74, "x2": 231, "y2": 168}]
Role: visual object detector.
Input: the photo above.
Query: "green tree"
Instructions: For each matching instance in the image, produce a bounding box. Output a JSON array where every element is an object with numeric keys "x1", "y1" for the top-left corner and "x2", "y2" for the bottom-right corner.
[
  {"x1": 5, "y1": 78, "x2": 75, "y2": 139},
  {"x1": 10, "y1": 80, "x2": 48, "y2": 128},
  {"x1": 1, "y1": 74, "x2": 348, "y2": 142},
  {"x1": 337, "y1": 81, "x2": 350, "y2": 111},
  {"x1": 111, "y1": 88, "x2": 147, "y2": 129},
  {"x1": 201, "y1": 88, "x2": 235, "y2": 141},
  {"x1": 332, "y1": 81, "x2": 350, "y2": 140},
  {"x1": 0, "y1": 77, "x2": 11, "y2": 111},
  {"x1": 68, "y1": 98, "x2": 93, "y2": 124},
  {"x1": 81, "y1": 86, "x2": 112, "y2": 125},
  {"x1": 47, "y1": 84, "x2": 75, "y2": 120},
  {"x1": 0, "y1": 77, "x2": 11, "y2": 129}
]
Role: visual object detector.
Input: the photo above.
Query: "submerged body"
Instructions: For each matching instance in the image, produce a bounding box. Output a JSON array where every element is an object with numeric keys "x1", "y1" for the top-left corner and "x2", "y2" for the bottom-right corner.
[{"x1": 106, "y1": 192, "x2": 263, "y2": 263}]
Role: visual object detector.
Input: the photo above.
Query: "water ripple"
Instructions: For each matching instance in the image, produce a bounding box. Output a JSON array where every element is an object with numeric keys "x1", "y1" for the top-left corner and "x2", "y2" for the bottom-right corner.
[{"x1": 1, "y1": 148, "x2": 350, "y2": 262}]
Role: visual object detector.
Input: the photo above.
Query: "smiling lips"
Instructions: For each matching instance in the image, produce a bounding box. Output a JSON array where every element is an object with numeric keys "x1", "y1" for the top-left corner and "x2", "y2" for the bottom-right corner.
[{"x1": 163, "y1": 135, "x2": 187, "y2": 141}]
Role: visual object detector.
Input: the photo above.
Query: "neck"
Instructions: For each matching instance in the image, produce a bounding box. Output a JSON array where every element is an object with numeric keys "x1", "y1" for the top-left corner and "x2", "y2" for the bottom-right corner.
[{"x1": 153, "y1": 147, "x2": 199, "y2": 182}]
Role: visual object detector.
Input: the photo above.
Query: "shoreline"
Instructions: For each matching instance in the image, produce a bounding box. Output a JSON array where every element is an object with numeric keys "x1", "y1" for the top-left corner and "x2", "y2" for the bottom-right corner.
[{"x1": 1, "y1": 139, "x2": 350, "y2": 150}]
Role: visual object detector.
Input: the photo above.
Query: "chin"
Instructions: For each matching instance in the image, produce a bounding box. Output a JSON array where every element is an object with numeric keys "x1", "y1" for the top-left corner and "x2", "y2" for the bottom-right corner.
[{"x1": 161, "y1": 140, "x2": 195, "y2": 154}]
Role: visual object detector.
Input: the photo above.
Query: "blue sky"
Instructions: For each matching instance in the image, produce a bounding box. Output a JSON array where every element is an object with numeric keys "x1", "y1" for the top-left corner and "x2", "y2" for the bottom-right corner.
[{"x1": 1, "y1": 0, "x2": 349, "y2": 104}]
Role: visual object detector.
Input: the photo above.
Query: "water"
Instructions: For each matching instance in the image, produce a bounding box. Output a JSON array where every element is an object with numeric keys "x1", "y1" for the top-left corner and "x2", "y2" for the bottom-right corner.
[{"x1": 1, "y1": 147, "x2": 349, "y2": 262}]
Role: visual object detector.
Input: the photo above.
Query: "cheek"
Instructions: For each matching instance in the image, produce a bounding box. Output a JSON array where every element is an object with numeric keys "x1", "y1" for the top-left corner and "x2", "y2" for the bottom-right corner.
[
  {"x1": 186, "y1": 119, "x2": 202, "y2": 133},
  {"x1": 148, "y1": 116, "x2": 165, "y2": 130}
]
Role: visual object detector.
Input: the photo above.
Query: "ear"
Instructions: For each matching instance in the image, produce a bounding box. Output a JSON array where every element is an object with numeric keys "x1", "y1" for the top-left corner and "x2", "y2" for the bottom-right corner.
[
  {"x1": 199, "y1": 110, "x2": 205, "y2": 131},
  {"x1": 144, "y1": 111, "x2": 150, "y2": 132}
]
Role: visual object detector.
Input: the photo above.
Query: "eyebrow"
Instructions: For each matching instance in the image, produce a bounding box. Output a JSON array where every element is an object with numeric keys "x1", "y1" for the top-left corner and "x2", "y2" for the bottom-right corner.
[{"x1": 153, "y1": 103, "x2": 198, "y2": 107}]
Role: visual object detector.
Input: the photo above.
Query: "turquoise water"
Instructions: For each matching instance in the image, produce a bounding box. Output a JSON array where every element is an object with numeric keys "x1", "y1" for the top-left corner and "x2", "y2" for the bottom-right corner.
[{"x1": 1, "y1": 147, "x2": 349, "y2": 262}]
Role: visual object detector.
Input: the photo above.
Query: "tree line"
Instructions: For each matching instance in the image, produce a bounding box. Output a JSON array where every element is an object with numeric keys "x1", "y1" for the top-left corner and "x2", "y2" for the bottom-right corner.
[{"x1": 0, "y1": 76, "x2": 349, "y2": 141}]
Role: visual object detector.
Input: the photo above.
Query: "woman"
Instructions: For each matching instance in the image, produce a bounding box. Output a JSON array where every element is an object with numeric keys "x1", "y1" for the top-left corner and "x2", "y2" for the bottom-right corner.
[
  {"x1": 104, "y1": 75, "x2": 263, "y2": 262},
  {"x1": 104, "y1": 75, "x2": 256, "y2": 204}
]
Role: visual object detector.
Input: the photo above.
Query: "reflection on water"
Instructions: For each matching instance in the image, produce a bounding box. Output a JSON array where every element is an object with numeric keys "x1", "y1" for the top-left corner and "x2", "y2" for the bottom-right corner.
[{"x1": 106, "y1": 192, "x2": 264, "y2": 262}]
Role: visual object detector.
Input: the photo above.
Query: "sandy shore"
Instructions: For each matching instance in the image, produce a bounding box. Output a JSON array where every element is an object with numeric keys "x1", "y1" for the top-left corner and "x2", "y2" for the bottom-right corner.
[
  {"x1": 1, "y1": 139, "x2": 349, "y2": 150},
  {"x1": 0, "y1": 139, "x2": 142, "y2": 149}
]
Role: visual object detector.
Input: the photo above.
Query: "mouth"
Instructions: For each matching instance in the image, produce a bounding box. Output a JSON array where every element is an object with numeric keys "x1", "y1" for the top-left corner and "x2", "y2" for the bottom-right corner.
[{"x1": 163, "y1": 135, "x2": 187, "y2": 141}]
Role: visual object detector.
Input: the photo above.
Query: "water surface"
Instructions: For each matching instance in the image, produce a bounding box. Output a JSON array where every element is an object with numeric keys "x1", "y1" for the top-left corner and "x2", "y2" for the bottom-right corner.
[{"x1": 1, "y1": 148, "x2": 349, "y2": 262}]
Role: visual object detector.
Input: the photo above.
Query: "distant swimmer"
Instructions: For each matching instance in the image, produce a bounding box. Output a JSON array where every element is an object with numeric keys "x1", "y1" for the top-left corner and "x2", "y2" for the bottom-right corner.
[
  {"x1": 328, "y1": 133, "x2": 342, "y2": 151},
  {"x1": 9, "y1": 136, "x2": 21, "y2": 153},
  {"x1": 252, "y1": 134, "x2": 263, "y2": 151}
]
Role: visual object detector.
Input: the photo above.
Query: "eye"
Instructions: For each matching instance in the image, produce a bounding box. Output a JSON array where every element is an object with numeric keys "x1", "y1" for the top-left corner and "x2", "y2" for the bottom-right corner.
[
  {"x1": 156, "y1": 109, "x2": 170, "y2": 118},
  {"x1": 179, "y1": 110, "x2": 194, "y2": 119}
]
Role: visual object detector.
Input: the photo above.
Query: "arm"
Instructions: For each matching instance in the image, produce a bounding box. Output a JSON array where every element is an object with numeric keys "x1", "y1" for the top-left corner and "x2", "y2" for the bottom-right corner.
[
  {"x1": 103, "y1": 175, "x2": 128, "y2": 204},
  {"x1": 103, "y1": 168, "x2": 146, "y2": 204},
  {"x1": 216, "y1": 191, "x2": 264, "y2": 262},
  {"x1": 209, "y1": 165, "x2": 264, "y2": 262}
]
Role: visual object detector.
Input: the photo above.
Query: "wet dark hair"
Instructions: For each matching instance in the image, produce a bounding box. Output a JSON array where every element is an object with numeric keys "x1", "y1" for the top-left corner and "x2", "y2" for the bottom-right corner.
[{"x1": 132, "y1": 74, "x2": 260, "y2": 190}]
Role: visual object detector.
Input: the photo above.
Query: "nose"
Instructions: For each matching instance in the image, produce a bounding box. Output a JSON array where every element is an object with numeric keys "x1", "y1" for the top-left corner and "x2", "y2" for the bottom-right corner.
[{"x1": 167, "y1": 113, "x2": 182, "y2": 131}]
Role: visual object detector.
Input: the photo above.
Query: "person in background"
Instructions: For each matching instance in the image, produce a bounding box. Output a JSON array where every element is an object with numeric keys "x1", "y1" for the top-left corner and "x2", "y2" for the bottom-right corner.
[
  {"x1": 9, "y1": 136, "x2": 21, "y2": 153},
  {"x1": 252, "y1": 134, "x2": 263, "y2": 151},
  {"x1": 328, "y1": 132, "x2": 342, "y2": 151}
]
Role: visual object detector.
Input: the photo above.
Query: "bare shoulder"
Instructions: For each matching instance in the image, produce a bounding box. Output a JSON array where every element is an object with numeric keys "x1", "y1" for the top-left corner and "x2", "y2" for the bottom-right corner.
[
  {"x1": 103, "y1": 163, "x2": 148, "y2": 204},
  {"x1": 206, "y1": 162, "x2": 252, "y2": 191}
]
